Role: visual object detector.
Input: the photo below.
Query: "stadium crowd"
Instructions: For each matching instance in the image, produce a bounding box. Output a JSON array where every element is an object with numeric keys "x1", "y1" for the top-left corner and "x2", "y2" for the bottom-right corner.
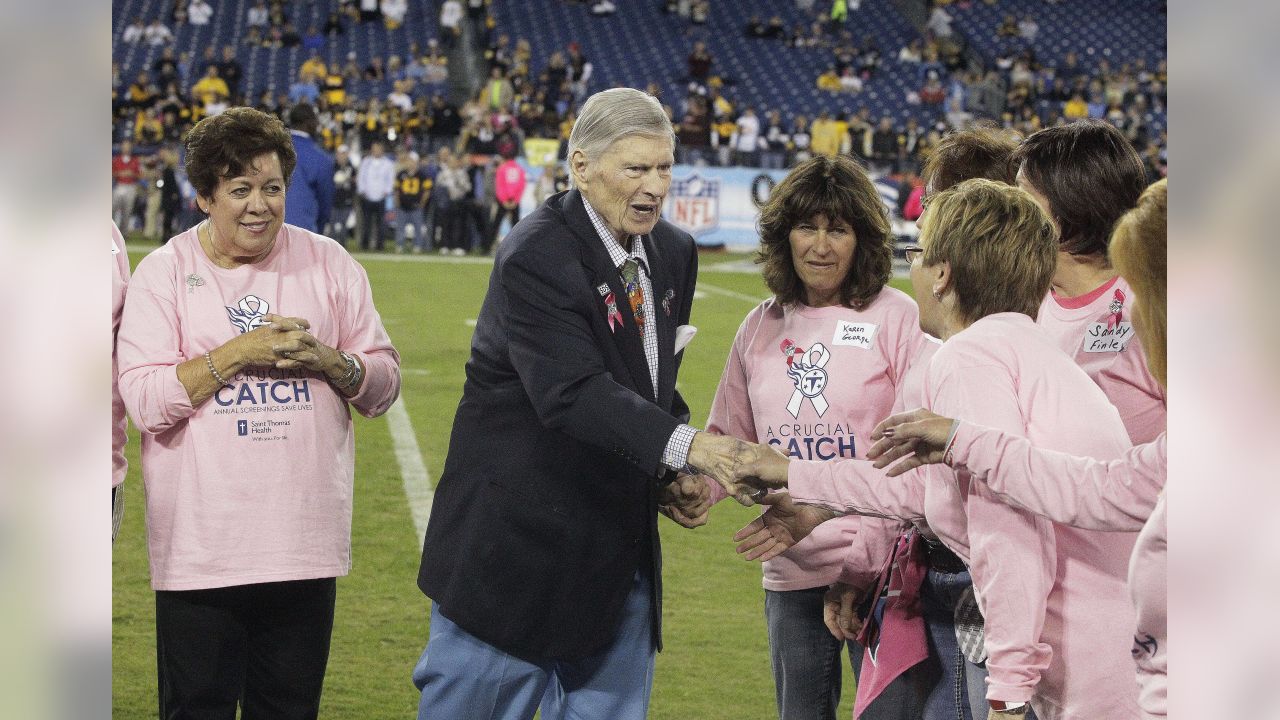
[{"x1": 112, "y1": 0, "x2": 1166, "y2": 255}]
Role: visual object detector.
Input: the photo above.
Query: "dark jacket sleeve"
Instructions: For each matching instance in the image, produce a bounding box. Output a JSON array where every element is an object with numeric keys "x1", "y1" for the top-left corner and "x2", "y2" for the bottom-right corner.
[{"x1": 500, "y1": 246, "x2": 683, "y2": 478}]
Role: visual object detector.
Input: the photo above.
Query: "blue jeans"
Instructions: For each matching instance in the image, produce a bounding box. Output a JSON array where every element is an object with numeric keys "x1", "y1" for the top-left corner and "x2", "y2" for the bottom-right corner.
[
  {"x1": 413, "y1": 572, "x2": 655, "y2": 720},
  {"x1": 918, "y1": 569, "x2": 990, "y2": 720},
  {"x1": 394, "y1": 206, "x2": 426, "y2": 251},
  {"x1": 765, "y1": 587, "x2": 926, "y2": 720}
]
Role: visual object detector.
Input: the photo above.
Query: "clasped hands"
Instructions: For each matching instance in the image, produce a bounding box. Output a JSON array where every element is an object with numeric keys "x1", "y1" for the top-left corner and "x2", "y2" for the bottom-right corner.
[{"x1": 234, "y1": 313, "x2": 344, "y2": 375}]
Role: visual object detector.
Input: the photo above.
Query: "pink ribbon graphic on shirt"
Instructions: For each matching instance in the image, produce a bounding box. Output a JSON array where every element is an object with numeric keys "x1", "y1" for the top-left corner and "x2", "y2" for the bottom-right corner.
[
  {"x1": 785, "y1": 343, "x2": 831, "y2": 418},
  {"x1": 1107, "y1": 288, "x2": 1126, "y2": 328}
]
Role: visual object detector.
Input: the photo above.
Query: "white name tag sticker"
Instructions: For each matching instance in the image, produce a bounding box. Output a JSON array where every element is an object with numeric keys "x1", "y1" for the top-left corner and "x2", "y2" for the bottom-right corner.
[
  {"x1": 832, "y1": 321, "x2": 879, "y2": 350},
  {"x1": 1082, "y1": 322, "x2": 1135, "y2": 353}
]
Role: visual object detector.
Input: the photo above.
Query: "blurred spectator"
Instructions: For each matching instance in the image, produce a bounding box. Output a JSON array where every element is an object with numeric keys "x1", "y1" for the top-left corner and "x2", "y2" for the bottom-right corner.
[
  {"x1": 761, "y1": 109, "x2": 788, "y2": 169},
  {"x1": 156, "y1": 145, "x2": 183, "y2": 241},
  {"x1": 364, "y1": 56, "x2": 386, "y2": 81},
  {"x1": 122, "y1": 17, "x2": 145, "y2": 43},
  {"x1": 152, "y1": 49, "x2": 179, "y2": 89},
  {"x1": 284, "y1": 103, "x2": 336, "y2": 234},
  {"x1": 482, "y1": 67, "x2": 515, "y2": 112},
  {"x1": 112, "y1": 140, "x2": 141, "y2": 232},
  {"x1": 387, "y1": 81, "x2": 413, "y2": 112},
  {"x1": 898, "y1": 38, "x2": 922, "y2": 63},
  {"x1": 810, "y1": 111, "x2": 842, "y2": 157},
  {"x1": 381, "y1": 0, "x2": 407, "y2": 29},
  {"x1": 356, "y1": 140, "x2": 396, "y2": 250},
  {"x1": 440, "y1": 0, "x2": 463, "y2": 47},
  {"x1": 191, "y1": 65, "x2": 229, "y2": 108},
  {"x1": 710, "y1": 114, "x2": 736, "y2": 166},
  {"x1": 1018, "y1": 14, "x2": 1039, "y2": 41},
  {"x1": 789, "y1": 114, "x2": 812, "y2": 165},
  {"x1": 488, "y1": 154, "x2": 526, "y2": 252},
  {"x1": 926, "y1": 5, "x2": 952, "y2": 38},
  {"x1": 867, "y1": 116, "x2": 898, "y2": 173},
  {"x1": 246, "y1": 0, "x2": 268, "y2": 27},
  {"x1": 427, "y1": 94, "x2": 463, "y2": 155},
  {"x1": 691, "y1": 0, "x2": 708, "y2": 24},
  {"x1": 327, "y1": 11, "x2": 348, "y2": 35},
  {"x1": 732, "y1": 107, "x2": 761, "y2": 167},
  {"x1": 997, "y1": 14, "x2": 1018, "y2": 38},
  {"x1": 300, "y1": 51, "x2": 328, "y2": 84},
  {"x1": 218, "y1": 46, "x2": 243, "y2": 102},
  {"x1": 303, "y1": 25, "x2": 325, "y2": 50},
  {"x1": 1064, "y1": 92, "x2": 1089, "y2": 120},
  {"x1": 187, "y1": 0, "x2": 213, "y2": 26},
  {"x1": 746, "y1": 15, "x2": 768, "y2": 39},
  {"x1": 394, "y1": 151, "x2": 432, "y2": 253},
  {"x1": 591, "y1": 0, "x2": 618, "y2": 16},
  {"x1": 328, "y1": 145, "x2": 357, "y2": 247},
  {"x1": 289, "y1": 73, "x2": 320, "y2": 105},
  {"x1": 676, "y1": 96, "x2": 711, "y2": 165},
  {"x1": 838, "y1": 67, "x2": 863, "y2": 93},
  {"x1": 144, "y1": 18, "x2": 175, "y2": 46},
  {"x1": 434, "y1": 147, "x2": 472, "y2": 255},
  {"x1": 687, "y1": 41, "x2": 713, "y2": 83},
  {"x1": 566, "y1": 42, "x2": 593, "y2": 102},
  {"x1": 816, "y1": 67, "x2": 841, "y2": 92},
  {"x1": 359, "y1": 0, "x2": 380, "y2": 23}
]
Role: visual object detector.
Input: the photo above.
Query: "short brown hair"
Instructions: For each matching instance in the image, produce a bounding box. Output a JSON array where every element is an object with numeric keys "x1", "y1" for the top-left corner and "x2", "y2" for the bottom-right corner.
[
  {"x1": 1109, "y1": 178, "x2": 1167, "y2": 388},
  {"x1": 1012, "y1": 119, "x2": 1145, "y2": 257},
  {"x1": 922, "y1": 125, "x2": 1021, "y2": 194},
  {"x1": 919, "y1": 178, "x2": 1057, "y2": 324},
  {"x1": 756, "y1": 155, "x2": 892, "y2": 309},
  {"x1": 183, "y1": 106, "x2": 297, "y2": 199}
]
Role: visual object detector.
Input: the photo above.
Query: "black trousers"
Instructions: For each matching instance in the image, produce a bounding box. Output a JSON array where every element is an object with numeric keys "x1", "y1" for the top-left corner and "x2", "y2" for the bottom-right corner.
[
  {"x1": 155, "y1": 577, "x2": 336, "y2": 720},
  {"x1": 358, "y1": 198, "x2": 386, "y2": 250}
]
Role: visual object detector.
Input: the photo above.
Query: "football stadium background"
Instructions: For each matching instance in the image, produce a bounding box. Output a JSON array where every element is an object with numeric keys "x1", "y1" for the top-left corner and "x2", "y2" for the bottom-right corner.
[{"x1": 112, "y1": 0, "x2": 1167, "y2": 716}]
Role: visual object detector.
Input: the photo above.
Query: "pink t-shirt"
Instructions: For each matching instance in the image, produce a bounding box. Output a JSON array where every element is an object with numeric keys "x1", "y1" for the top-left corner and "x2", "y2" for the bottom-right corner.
[
  {"x1": 951, "y1": 427, "x2": 1168, "y2": 718},
  {"x1": 788, "y1": 313, "x2": 1141, "y2": 719},
  {"x1": 112, "y1": 222, "x2": 131, "y2": 489},
  {"x1": 494, "y1": 159, "x2": 527, "y2": 205},
  {"x1": 705, "y1": 289, "x2": 921, "y2": 592},
  {"x1": 117, "y1": 224, "x2": 401, "y2": 591},
  {"x1": 1038, "y1": 276, "x2": 1166, "y2": 445}
]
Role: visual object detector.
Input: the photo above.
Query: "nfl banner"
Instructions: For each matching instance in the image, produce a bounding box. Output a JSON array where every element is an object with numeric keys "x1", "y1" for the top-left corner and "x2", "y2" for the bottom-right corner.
[{"x1": 664, "y1": 173, "x2": 721, "y2": 238}]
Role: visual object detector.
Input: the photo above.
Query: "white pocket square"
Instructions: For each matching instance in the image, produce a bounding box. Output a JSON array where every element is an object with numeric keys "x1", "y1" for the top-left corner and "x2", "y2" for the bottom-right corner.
[{"x1": 675, "y1": 325, "x2": 697, "y2": 354}]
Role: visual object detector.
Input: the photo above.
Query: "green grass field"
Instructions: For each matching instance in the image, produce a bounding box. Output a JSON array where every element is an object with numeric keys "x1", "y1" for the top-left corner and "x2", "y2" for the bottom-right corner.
[{"x1": 113, "y1": 244, "x2": 913, "y2": 719}]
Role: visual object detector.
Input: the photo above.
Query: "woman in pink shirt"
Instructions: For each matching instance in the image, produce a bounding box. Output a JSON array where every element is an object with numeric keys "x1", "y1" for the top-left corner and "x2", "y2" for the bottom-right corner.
[
  {"x1": 866, "y1": 179, "x2": 1168, "y2": 718},
  {"x1": 704, "y1": 154, "x2": 924, "y2": 720},
  {"x1": 1012, "y1": 120, "x2": 1165, "y2": 447},
  {"x1": 117, "y1": 107, "x2": 401, "y2": 720},
  {"x1": 719, "y1": 179, "x2": 1142, "y2": 720}
]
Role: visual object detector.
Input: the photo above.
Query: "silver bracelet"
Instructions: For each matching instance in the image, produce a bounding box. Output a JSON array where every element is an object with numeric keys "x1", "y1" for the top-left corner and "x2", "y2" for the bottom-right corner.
[{"x1": 204, "y1": 351, "x2": 230, "y2": 387}]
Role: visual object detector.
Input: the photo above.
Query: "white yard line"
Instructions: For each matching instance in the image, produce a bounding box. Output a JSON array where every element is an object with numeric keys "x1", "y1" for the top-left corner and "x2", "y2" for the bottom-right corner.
[
  {"x1": 386, "y1": 396, "x2": 434, "y2": 547},
  {"x1": 695, "y1": 281, "x2": 768, "y2": 305}
]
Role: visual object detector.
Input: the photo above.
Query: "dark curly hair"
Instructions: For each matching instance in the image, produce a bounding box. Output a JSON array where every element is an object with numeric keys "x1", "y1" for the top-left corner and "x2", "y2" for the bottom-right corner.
[
  {"x1": 756, "y1": 155, "x2": 892, "y2": 309},
  {"x1": 183, "y1": 106, "x2": 297, "y2": 199}
]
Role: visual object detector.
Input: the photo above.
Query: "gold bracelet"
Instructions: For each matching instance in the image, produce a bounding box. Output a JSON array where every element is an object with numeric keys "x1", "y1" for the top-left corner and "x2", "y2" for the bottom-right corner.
[{"x1": 204, "y1": 351, "x2": 230, "y2": 387}]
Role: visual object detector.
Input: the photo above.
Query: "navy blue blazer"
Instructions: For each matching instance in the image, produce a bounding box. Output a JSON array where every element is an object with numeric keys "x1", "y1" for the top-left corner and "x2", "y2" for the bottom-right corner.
[{"x1": 417, "y1": 188, "x2": 699, "y2": 660}]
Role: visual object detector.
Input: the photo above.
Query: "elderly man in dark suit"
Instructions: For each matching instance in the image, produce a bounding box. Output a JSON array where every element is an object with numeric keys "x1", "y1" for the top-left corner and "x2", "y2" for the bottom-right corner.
[{"x1": 413, "y1": 88, "x2": 745, "y2": 720}]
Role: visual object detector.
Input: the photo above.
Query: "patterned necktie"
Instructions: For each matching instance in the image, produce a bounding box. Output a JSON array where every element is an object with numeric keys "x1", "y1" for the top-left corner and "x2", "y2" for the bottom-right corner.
[{"x1": 620, "y1": 258, "x2": 646, "y2": 330}]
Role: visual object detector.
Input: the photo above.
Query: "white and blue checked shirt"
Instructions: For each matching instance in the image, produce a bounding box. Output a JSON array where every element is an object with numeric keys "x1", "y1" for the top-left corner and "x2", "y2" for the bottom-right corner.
[{"x1": 582, "y1": 198, "x2": 696, "y2": 474}]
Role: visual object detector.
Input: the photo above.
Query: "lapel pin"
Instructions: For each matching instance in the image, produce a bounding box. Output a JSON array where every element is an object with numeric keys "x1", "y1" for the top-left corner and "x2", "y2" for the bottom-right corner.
[
  {"x1": 186, "y1": 274, "x2": 205, "y2": 294},
  {"x1": 662, "y1": 288, "x2": 675, "y2": 317}
]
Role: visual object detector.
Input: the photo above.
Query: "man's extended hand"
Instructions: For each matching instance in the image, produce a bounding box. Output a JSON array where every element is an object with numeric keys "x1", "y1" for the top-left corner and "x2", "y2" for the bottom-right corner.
[
  {"x1": 685, "y1": 432, "x2": 790, "y2": 506},
  {"x1": 731, "y1": 492, "x2": 839, "y2": 562},
  {"x1": 658, "y1": 473, "x2": 713, "y2": 528}
]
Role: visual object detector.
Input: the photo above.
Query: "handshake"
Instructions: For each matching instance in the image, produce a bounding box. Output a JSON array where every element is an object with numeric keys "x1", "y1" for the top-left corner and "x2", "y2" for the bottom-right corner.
[{"x1": 655, "y1": 433, "x2": 792, "y2": 530}]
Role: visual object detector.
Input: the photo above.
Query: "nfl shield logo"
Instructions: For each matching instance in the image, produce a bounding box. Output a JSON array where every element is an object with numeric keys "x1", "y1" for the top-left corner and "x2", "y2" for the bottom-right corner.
[{"x1": 664, "y1": 173, "x2": 720, "y2": 237}]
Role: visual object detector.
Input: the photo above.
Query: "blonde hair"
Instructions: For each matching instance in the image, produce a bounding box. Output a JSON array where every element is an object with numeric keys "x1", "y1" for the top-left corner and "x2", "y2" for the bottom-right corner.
[
  {"x1": 919, "y1": 178, "x2": 1058, "y2": 324},
  {"x1": 1109, "y1": 178, "x2": 1167, "y2": 388}
]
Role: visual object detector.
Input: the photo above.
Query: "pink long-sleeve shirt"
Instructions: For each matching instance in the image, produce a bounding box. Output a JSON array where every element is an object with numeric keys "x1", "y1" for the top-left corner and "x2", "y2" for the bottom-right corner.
[
  {"x1": 705, "y1": 290, "x2": 921, "y2": 592},
  {"x1": 117, "y1": 224, "x2": 401, "y2": 591},
  {"x1": 113, "y1": 222, "x2": 131, "y2": 489},
  {"x1": 1038, "y1": 276, "x2": 1166, "y2": 445},
  {"x1": 950, "y1": 427, "x2": 1168, "y2": 718},
  {"x1": 788, "y1": 313, "x2": 1141, "y2": 719}
]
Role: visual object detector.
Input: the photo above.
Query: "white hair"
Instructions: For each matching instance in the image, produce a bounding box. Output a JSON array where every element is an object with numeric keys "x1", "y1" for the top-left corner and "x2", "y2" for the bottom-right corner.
[{"x1": 567, "y1": 87, "x2": 676, "y2": 161}]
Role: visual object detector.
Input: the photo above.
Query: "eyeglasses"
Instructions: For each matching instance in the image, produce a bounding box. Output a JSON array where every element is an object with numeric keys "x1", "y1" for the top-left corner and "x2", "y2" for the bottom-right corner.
[{"x1": 902, "y1": 245, "x2": 924, "y2": 264}]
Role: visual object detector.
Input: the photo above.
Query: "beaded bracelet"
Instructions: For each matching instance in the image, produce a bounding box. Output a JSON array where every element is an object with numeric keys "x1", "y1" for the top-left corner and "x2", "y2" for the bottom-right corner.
[{"x1": 204, "y1": 351, "x2": 230, "y2": 387}]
